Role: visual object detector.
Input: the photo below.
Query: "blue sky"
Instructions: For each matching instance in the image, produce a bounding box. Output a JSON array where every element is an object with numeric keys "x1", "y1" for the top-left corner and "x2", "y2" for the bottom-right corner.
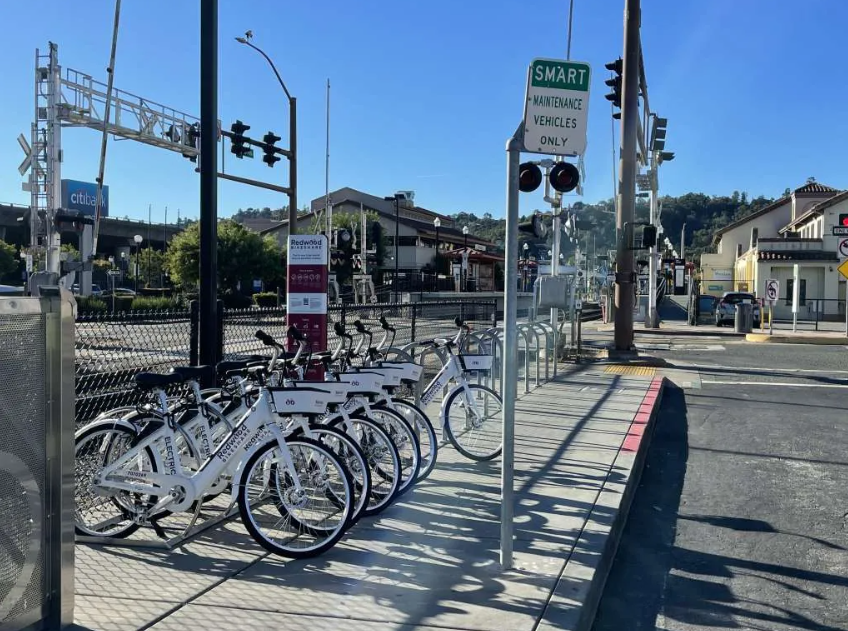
[{"x1": 2, "y1": 0, "x2": 847, "y2": 225}]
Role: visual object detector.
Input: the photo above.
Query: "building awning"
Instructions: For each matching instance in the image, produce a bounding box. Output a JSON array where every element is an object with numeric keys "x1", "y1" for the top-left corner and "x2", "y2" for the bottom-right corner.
[{"x1": 446, "y1": 247, "x2": 505, "y2": 263}]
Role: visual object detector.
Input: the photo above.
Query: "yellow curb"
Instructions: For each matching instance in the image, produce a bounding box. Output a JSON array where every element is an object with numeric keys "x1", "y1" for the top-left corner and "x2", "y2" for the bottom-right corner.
[{"x1": 746, "y1": 333, "x2": 848, "y2": 345}]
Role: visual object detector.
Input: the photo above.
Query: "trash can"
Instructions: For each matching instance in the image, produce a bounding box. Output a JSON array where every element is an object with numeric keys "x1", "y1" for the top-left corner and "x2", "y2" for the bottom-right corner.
[{"x1": 735, "y1": 302, "x2": 753, "y2": 333}]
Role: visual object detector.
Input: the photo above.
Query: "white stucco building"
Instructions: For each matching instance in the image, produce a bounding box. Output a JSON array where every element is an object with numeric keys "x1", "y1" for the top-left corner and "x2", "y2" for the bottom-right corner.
[{"x1": 700, "y1": 180, "x2": 847, "y2": 321}]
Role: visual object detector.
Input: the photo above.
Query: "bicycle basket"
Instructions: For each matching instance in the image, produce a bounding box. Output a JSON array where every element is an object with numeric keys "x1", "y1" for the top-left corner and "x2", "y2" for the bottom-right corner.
[
  {"x1": 458, "y1": 354, "x2": 494, "y2": 373},
  {"x1": 286, "y1": 381, "x2": 351, "y2": 405},
  {"x1": 336, "y1": 371, "x2": 386, "y2": 394},
  {"x1": 269, "y1": 387, "x2": 333, "y2": 415},
  {"x1": 376, "y1": 361, "x2": 423, "y2": 383}
]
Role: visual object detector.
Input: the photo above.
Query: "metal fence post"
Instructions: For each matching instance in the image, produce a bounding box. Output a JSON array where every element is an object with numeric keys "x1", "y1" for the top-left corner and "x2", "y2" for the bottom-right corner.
[
  {"x1": 189, "y1": 299, "x2": 199, "y2": 366},
  {"x1": 215, "y1": 299, "x2": 224, "y2": 369},
  {"x1": 410, "y1": 303, "x2": 417, "y2": 342}
]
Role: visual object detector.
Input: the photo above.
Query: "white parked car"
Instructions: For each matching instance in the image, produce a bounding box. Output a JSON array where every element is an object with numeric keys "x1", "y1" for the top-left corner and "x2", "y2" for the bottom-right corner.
[{"x1": 715, "y1": 292, "x2": 760, "y2": 327}]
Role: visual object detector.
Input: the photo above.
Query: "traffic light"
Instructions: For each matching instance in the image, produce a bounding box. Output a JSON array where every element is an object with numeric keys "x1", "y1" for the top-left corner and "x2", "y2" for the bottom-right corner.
[
  {"x1": 55, "y1": 212, "x2": 92, "y2": 233},
  {"x1": 164, "y1": 124, "x2": 181, "y2": 144},
  {"x1": 518, "y1": 212, "x2": 546, "y2": 238},
  {"x1": 649, "y1": 117, "x2": 667, "y2": 151},
  {"x1": 839, "y1": 213, "x2": 848, "y2": 227},
  {"x1": 605, "y1": 58, "x2": 623, "y2": 118},
  {"x1": 183, "y1": 123, "x2": 200, "y2": 163},
  {"x1": 230, "y1": 120, "x2": 251, "y2": 158},
  {"x1": 518, "y1": 162, "x2": 543, "y2": 192},
  {"x1": 549, "y1": 161, "x2": 580, "y2": 193},
  {"x1": 262, "y1": 132, "x2": 281, "y2": 167},
  {"x1": 642, "y1": 225, "x2": 658, "y2": 248}
]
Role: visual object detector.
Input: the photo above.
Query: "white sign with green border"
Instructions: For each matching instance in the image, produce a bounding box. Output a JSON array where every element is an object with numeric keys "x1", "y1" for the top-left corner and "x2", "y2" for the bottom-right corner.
[{"x1": 522, "y1": 58, "x2": 591, "y2": 156}]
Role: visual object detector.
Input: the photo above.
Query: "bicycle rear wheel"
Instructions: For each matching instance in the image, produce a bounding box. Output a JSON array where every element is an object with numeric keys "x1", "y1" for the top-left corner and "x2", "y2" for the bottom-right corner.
[
  {"x1": 443, "y1": 384, "x2": 503, "y2": 461},
  {"x1": 329, "y1": 415, "x2": 402, "y2": 517},
  {"x1": 74, "y1": 423, "x2": 158, "y2": 538},
  {"x1": 237, "y1": 436, "x2": 353, "y2": 559},
  {"x1": 366, "y1": 407, "x2": 421, "y2": 497},
  {"x1": 381, "y1": 399, "x2": 438, "y2": 481}
]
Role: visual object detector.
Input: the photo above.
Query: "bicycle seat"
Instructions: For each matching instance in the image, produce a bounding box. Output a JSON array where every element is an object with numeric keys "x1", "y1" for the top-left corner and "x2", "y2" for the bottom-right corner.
[
  {"x1": 171, "y1": 365, "x2": 214, "y2": 384},
  {"x1": 134, "y1": 372, "x2": 184, "y2": 390}
]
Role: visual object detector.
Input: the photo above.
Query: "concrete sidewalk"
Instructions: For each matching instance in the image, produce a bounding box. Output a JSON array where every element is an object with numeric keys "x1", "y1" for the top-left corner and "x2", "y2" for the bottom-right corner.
[{"x1": 73, "y1": 365, "x2": 666, "y2": 631}]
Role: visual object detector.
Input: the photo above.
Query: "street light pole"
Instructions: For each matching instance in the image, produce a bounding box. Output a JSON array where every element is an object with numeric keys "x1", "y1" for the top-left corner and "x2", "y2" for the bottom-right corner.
[
  {"x1": 236, "y1": 34, "x2": 297, "y2": 234},
  {"x1": 433, "y1": 218, "x2": 441, "y2": 292},
  {"x1": 462, "y1": 225, "x2": 469, "y2": 292},
  {"x1": 394, "y1": 197, "x2": 399, "y2": 301},
  {"x1": 133, "y1": 234, "x2": 143, "y2": 293}
]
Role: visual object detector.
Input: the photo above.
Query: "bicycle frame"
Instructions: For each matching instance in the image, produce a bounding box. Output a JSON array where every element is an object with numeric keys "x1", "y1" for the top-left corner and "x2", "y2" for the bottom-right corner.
[{"x1": 95, "y1": 387, "x2": 304, "y2": 517}]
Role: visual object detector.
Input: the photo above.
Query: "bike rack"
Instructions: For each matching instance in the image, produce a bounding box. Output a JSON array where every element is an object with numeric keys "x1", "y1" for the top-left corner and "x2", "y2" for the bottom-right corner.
[
  {"x1": 76, "y1": 497, "x2": 240, "y2": 551},
  {"x1": 478, "y1": 328, "x2": 504, "y2": 394},
  {"x1": 530, "y1": 321, "x2": 554, "y2": 382},
  {"x1": 516, "y1": 324, "x2": 534, "y2": 393}
]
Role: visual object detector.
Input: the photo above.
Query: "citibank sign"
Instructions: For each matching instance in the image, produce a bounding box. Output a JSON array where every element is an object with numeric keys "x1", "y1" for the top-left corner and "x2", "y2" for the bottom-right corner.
[{"x1": 60, "y1": 179, "x2": 109, "y2": 217}]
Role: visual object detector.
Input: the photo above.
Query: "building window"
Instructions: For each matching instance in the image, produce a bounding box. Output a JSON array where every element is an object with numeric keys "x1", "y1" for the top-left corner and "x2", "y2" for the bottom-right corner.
[{"x1": 785, "y1": 278, "x2": 807, "y2": 306}]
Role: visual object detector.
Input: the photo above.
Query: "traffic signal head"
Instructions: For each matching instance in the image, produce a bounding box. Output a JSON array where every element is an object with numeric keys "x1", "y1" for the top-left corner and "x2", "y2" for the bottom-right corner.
[
  {"x1": 518, "y1": 162, "x2": 543, "y2": 192},
  {"x1": 604, "y1": 58, "x2": 623, "y2": 109},
  {"x1": 650, "y1": 117, "x2": 668, "y2": 151},
  {"x1": 839, "y1": 213, "x2": 848, "y2": 227},
  {"x1": 262, "y1": 131, "x2": 282, "y2": 167},
  {"x1": 230, "y1": 120, "x2": 251, "y2": 158},
  {"x1": 642, "y1": 225, "x2": 658, "y2": 249},
  {"x1": 164, "y1": 124, "x2": 181, "y2": 143},
  {"x1": 518, "y1": 212, "x2": 547, "y2": 238},
  {"x1": 549, "y1": 161, "x2": 580, "y2": 193},
  {"x1": 183, "y1": 123, "x2": 200, "y2": 163}
]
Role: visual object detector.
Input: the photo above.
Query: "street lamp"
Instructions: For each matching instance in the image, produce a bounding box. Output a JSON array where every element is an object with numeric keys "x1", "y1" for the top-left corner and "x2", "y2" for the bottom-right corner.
[
  {"x1": 433, "y1": 218, "x2": 441, "y2": 291},
  {"x1": 133, "y1": 234, "x2": 143, "y2": 293},
  {"x1": 522, "y1": 242, "x2": 529, "y2": 292},
  {"x1": 384, "y1": 193, "x2": 403, "y2": 303},
  {"x1": 235, "y1": 32, "x2": 297, "y2": 234},
  {"x1": 462, "y1": 225, "x2": 469, "y2": 292}
]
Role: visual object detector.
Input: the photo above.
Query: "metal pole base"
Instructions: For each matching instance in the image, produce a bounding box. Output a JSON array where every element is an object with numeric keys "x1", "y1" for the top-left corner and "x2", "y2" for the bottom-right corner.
[{"x1": 644, "y1": 308, "x2": 660, "y2": 328}]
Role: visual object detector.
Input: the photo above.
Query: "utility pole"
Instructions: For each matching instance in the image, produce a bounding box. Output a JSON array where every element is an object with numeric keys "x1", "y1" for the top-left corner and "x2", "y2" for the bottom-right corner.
[
  {"x1": 199, "y1": 0, "x2": 219, "y2": 368},
  {"x1": 613, "y1": 0, "x2": 641, "y2": 351}
]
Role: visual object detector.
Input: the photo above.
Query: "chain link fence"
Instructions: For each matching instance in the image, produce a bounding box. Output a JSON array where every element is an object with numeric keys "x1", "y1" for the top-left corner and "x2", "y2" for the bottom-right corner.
[
  {"x1": 75, "y1": 300, "x2": 497, "y2": 426},
  {"x1": 75, "y1": 310, "x2": 192, "y2": 426}
]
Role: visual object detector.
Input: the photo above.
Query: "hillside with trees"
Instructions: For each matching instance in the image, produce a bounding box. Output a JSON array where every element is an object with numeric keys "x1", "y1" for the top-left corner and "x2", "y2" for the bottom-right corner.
[
  {"x1": 229, "y1": 190, "x2": 779, "y2": 270},
  {"x1": 447, "y1": 190, "x2": 777, "y2": 266}
]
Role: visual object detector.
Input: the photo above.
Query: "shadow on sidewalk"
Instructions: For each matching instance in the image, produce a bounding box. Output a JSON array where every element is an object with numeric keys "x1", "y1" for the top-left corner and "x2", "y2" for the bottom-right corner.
[{"x1": 591, "y1": 383, "x2": 690, "y2": 630}]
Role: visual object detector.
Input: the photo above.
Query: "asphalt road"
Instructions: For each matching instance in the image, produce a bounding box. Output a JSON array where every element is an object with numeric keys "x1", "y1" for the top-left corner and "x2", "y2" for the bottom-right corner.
[{"x1": 592, "y1": 337, "x2": 848, "y2": 631}]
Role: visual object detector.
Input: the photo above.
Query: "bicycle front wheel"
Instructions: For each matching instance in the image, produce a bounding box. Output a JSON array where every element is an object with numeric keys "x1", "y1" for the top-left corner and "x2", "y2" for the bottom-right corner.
[
  {"x1": 443, "y1": 384, "x2": 503, "y2": 461},
  {"x1": 366, "y1": 407, "x2": 421, "y2": 497},
  {"x1": 237, "y1": 437, "x2": 353, "y2": 559}
]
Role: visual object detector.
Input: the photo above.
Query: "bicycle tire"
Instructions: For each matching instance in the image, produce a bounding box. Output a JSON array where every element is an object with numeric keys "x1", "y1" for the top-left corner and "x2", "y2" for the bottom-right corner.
[
  {"x1": 379, "y1": 398, "x2": 438, "y2": 481},
  {"x1": 74, "y1": 423, "x2": 158, "y2": 538},
  {"x1": 366, "y1": 406, "x2": 421, "y2": 497},
  {"x1": 237, "y1": 436, "x2": 354, "y2": 559},
  {"x1": 443, "y1": 384, "x2": 503, "y2": 462},
  {"x1": 328, "y1": 415, "x2": 402, "y2": 517}
]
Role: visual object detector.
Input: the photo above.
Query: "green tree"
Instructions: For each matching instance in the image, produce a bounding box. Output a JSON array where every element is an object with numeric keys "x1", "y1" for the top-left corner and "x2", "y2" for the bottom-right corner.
[
  {"x1": 166, "y1": 220, "x2": 285, "y2": 292},
  {"x1": 0, "y1": 240, "x2": 18, "y2": 281},
  {"x1": 127, "y1": 249, "x2": 167, "y2": 288}
]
